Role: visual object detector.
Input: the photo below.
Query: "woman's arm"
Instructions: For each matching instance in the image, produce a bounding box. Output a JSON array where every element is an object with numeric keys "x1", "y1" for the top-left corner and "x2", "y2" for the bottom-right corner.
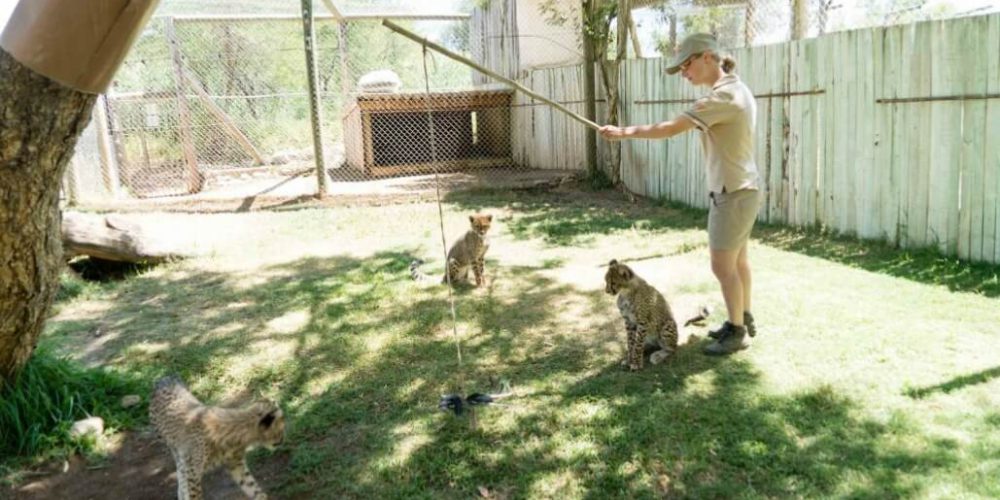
[{"x1": 598, "y1": 114, "x2": 696, "y2": 141}]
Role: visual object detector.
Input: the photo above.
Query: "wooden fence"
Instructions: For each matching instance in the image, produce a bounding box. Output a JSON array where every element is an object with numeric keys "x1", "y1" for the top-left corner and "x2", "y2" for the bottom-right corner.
[{"x1": 512, "y1": 14, "x2": 1000, "y2": 264}]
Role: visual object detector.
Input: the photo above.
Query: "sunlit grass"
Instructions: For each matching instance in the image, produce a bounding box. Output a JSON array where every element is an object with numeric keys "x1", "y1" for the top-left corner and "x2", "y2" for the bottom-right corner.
[{"x1": 13, "y1": 188, "x2": 1000, "y2": 498}]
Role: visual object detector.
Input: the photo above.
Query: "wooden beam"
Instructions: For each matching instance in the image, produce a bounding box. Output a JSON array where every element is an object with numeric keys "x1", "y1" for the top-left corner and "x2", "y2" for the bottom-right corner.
[
  {"x1": 320, "y1": 0, "x2": 343, "y2": 19},
  {"x1": 95, "y1": 95, "x2": 121, "y2": 198},
  {"x1": 181, "y1": 71, "x2": 265, "y2": 165},
  {"x1": 381, "y1": 20, "x2": 600, "y2": 131},
  {"x1": 169, "y1": 13, "x2": 470, "y2": 23},
  {"x1": 165, "y1": 17, "x2": 203, "y2": 194},
  {"x1": 876, "y1": 93, "x2": 1000, "y2": 104}
]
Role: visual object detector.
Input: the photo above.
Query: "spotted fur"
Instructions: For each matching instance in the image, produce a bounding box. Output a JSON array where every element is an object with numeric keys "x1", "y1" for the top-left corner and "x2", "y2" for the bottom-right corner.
[
  {"x1": 150, "y1": 377, "x2": 285, "y2": 500},
  {"x1": 411, "y1": 213, "x2": 493, "y2": 287},
  {"x1": 604, "y1": 259, "x2": 679, "y2": 371}
]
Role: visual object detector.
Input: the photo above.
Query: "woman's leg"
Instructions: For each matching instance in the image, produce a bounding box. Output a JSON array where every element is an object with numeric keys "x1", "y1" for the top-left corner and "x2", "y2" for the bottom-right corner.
[
  {"x1": 736, "y1": 242, "x2": 751, "y2": 314},
  {"x1": 710, "y1": 247, "x2": 743, "y2": 326}
]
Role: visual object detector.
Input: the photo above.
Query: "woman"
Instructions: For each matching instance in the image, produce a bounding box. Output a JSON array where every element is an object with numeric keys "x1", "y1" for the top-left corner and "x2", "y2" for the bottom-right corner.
[{"x1": 599, "y1": 33, "x2": 761, "y2": 356}]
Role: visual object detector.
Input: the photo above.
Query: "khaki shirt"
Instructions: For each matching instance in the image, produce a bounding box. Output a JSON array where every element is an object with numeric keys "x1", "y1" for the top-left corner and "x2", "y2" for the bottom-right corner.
[{"x1": 683, "y1": 73, "x2": 759, "y2": 193}]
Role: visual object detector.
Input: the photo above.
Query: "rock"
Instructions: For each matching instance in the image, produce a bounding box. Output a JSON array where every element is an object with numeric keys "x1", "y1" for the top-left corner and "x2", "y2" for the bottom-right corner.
[
  {"x1": 266, "y1": 148, "x2": 314, "y2": 165},
  {"x1": 120, "y1": 395, "x2": 141, "y2": 408},
  {"x1": 69, "y1": 417, "x2": 104, "y2": 438}
]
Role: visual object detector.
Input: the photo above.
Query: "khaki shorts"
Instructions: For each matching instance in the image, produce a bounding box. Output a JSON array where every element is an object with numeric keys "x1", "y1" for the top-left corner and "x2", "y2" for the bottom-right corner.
[{"x1": 708, "y1": 188, "x2": 762, "y2": 251}]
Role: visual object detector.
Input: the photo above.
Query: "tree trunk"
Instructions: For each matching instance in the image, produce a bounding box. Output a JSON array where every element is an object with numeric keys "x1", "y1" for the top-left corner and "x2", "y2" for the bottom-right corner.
[
  {"x1": 582, "y1": 0, "x2": 598, "y2": 181},
  {"x1": 0, "y1": 48, "x2": 97, "y2": 382}
]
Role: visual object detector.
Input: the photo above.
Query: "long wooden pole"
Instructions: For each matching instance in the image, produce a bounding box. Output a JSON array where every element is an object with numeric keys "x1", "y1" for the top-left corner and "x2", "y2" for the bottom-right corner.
[{"x1": 381, "y1": 19, "x2": 601, "y2": 131}]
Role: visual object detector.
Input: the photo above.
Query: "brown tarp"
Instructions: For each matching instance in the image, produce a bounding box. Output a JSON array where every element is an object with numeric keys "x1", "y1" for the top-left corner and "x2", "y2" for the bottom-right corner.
[{"x1": 0, "y1": 0, "x2": 159, "y2": 94}]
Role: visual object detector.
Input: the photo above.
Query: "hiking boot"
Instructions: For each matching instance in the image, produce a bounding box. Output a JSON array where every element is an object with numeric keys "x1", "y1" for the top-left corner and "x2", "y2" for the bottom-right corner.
[
  {"x1": 702, "y1": 322, "x2": 750, "y2": 356},
  {"x1": 709, "y1": 312, "x2": 756, "y2": 339}
]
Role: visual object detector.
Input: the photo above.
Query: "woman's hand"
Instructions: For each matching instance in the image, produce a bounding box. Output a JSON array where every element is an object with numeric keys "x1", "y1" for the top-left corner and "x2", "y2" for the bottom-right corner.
[{"x1": 599, "y1": 125, "x2": 627, "y2": 140}]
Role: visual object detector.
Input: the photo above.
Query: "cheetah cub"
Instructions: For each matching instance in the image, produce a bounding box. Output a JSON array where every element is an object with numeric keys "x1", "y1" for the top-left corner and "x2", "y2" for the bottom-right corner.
[
  {"x1": 604, "y1": 259, "x2": 679, "y2": 371},
  {"x1": 150, "y1": 376, "x2": 285, "y2": 500},
  {"x1": 411, "y1": 213, "x2": 493, "y2": 287}
]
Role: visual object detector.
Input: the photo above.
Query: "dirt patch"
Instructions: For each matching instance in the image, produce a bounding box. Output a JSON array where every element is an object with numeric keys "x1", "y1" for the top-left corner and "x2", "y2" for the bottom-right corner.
[{"x1": 5, "y1": 431, "x2": 288, "y2": 500}]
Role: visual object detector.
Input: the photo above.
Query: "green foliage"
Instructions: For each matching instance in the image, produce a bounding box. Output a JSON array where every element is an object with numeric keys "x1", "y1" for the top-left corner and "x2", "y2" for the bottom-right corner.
[{"x1": 0, "y1": 348, "x2": 145, "y2": 462}]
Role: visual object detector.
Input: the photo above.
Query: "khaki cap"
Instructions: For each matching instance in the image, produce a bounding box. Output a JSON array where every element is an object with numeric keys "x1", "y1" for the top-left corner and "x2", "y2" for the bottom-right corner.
[{"x1": 665, "y1": 33, "x2": 719, "y2": 75}]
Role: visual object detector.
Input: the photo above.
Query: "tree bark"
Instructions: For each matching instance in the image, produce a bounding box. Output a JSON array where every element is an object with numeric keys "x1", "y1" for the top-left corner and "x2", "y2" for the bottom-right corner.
[
  {"x1": 582, "y1": 0, "x2": 598, "y2": 181},
  {"x1": 0, "y1": 48, "x2": 97, "y2": 382}
]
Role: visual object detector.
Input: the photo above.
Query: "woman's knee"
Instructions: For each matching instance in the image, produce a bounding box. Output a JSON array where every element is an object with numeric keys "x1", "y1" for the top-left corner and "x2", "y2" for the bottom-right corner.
[
  {"x1": 710, "y1": 253, "x2": 739, "y2": 279},
  {"x1": 736, "y1": 256, "x2": 751, "y2": 274}
]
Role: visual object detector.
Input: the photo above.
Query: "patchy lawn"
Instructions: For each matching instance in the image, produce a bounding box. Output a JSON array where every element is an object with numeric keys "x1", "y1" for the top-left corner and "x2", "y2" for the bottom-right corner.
[{"x1": 7, "y1": 187, "x2": 1000, "y2": 499}]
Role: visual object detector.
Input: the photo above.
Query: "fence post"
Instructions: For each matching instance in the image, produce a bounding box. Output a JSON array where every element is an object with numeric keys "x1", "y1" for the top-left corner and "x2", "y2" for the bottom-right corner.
[{"x1": 301, "y1": 0, "x2": 328, "y2": 197}]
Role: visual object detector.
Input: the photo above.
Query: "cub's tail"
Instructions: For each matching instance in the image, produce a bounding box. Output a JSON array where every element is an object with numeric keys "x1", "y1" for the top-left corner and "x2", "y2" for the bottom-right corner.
[{"x1": 410, "y1": 259, "x2": 436, "y2": 283}]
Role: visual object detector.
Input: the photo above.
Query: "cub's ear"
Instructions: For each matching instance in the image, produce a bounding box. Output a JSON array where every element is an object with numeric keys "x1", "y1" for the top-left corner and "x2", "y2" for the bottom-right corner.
[
  {"x1": 617, "y1": 265, "x2": 633, "y2": 280},
  {"x1": 469, "y1": 215, "x2": 475, "y2": 224},
  {"x1": 608, "y1": 259, "x2": 619, "y2": 266},
  {"x1": 259, "y1": 409, "x2": 280, "y2": 428},
  {"x1": 485, "y1": 214, "x2": 493, "y2": 222}
]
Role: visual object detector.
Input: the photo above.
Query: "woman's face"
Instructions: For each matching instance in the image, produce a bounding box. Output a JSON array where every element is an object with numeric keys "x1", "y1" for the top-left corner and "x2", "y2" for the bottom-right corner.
[{"x1": 680, "y1": 52, "x2": 714, "y2": 86}]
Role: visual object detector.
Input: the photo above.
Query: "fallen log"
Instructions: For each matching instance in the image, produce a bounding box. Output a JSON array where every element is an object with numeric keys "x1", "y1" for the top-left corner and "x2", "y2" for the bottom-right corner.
[{"x1": 61, "y1": 212, "x2": 188, "y2": 264}]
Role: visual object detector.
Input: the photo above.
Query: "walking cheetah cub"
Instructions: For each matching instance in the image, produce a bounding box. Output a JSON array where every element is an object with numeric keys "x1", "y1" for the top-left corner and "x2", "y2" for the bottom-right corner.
[
  {"x1": 150, "y1": 376, "x2": 285, "y2": 500},
  {"x1": 604, "y1": 259, "x2": 679, "y2": 371}
]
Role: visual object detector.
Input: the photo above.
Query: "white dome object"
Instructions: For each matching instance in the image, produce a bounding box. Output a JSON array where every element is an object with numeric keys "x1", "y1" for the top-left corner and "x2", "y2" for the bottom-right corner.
[{"x1": 357, "y1": 69, "x2": 402, "y2": 93}]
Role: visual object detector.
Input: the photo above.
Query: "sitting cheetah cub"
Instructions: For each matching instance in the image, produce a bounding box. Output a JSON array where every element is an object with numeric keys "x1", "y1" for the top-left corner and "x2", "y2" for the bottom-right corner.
[
  {"x1": 411, "y1": 213, "x2": 493, "y2": 287},
  {"x1": 604, "y1": 259, "x2": 679, "y2": 371},
  {"x1": 150, "y1": 376, "x2": 285, "y2": 500}
]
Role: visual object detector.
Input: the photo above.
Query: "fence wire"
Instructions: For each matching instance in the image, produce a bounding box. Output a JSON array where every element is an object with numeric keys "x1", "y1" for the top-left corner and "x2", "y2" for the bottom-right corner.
[{"x1": 63, "y1": 0, "x2": 999, "y2": 207}]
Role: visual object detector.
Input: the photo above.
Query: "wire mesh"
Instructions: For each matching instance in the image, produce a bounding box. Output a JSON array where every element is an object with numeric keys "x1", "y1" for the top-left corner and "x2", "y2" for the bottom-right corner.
[{"x1": 62, "y1": 0, "x2": 1000, "y2": 208}]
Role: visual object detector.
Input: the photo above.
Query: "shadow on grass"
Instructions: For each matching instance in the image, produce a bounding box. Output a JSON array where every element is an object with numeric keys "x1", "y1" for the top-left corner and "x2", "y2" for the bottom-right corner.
[
  {"x1": 757, "y1": 223, "x2": 1000, "y2": 297},
  {"x1": 905, "y1": 365, "x2": 1000, "y2": 399},
  {"x1": 447, "y1": 188, "x2": 1000, "y2": 297},
  {"x1": 25, "y1": 188, "x2": 988, "y2": 498},
  {"x1": 324, "y1": 350, "x2": 957, "y2": 498}
]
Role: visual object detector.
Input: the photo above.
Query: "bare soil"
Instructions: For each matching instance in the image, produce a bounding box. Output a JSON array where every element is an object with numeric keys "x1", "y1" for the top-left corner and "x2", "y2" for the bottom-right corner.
[{"x1": 5, "y1": 431, "x2": 289, "y2": 500}]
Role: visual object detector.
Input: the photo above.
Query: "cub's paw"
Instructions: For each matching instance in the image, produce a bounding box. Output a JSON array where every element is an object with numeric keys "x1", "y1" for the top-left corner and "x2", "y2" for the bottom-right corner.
[{"x1": 649, "y1": 350, "x2": 673, "y2": 365}]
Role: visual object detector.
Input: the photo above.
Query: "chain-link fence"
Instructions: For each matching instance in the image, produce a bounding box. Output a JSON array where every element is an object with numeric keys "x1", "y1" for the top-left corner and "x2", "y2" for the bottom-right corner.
[{"x1": 63, "y1": 0, "x2": 1000, "y2": 208}]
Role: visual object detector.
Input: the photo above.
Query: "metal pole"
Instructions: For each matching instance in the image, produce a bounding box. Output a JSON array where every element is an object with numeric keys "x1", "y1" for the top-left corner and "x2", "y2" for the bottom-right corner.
[{"x1": 302, "y1": 0, "x2": 328, "y2": 197}]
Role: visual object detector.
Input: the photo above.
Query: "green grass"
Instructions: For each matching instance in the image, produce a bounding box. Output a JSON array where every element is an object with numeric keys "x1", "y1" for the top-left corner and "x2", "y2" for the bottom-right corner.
[
  {"x1": 0, "y1": 347, "x2": 145, "y2": 468},
  {"x1": 19, "y1": 188, "x2": 1000, "y2": 498}
]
